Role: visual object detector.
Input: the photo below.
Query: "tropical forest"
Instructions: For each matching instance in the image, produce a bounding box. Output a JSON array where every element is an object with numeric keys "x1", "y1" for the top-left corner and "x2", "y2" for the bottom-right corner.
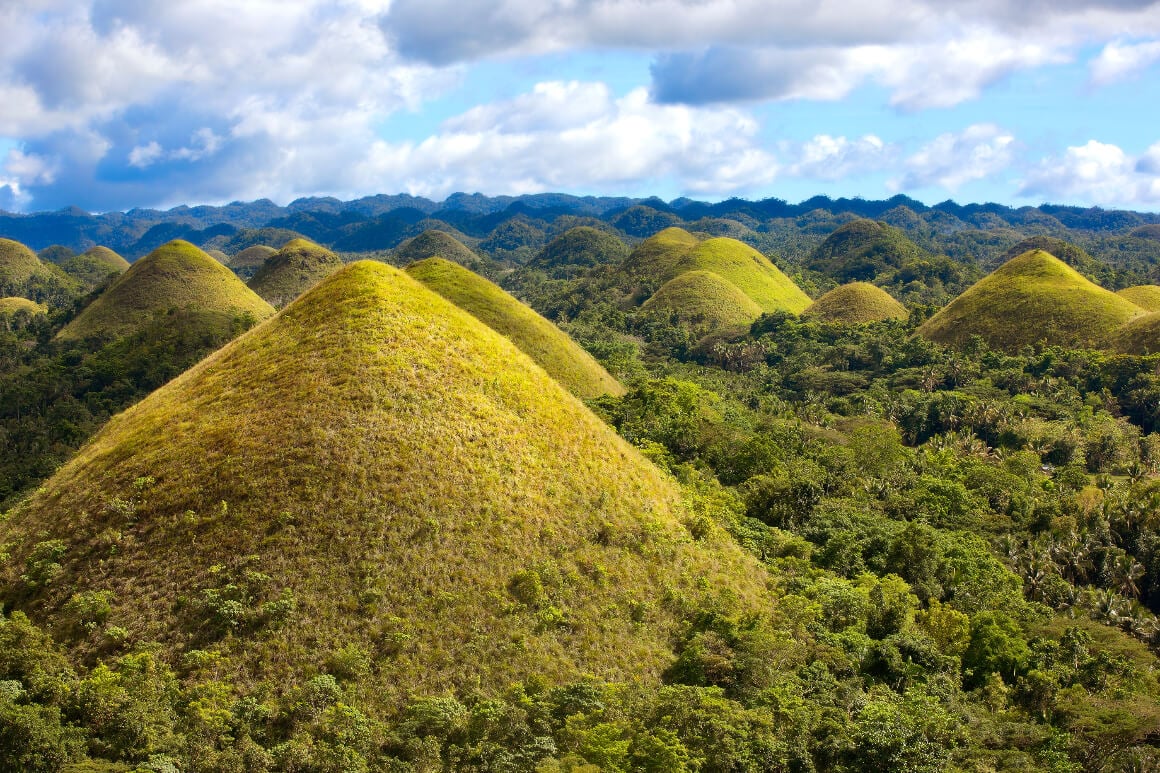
[{"x1": 2, "y1": 193, "x2": 1160, "y2": 772}]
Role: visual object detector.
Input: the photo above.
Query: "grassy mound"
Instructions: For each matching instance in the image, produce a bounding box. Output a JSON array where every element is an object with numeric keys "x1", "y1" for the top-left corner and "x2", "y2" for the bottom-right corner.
[
  {"x1": 247, "y1": 238, "x2": 344, "y2": 308},
  {"x1": 618, "y1": 226, "x2": 700, "y2": 282},
  {"x1": 58, "y1": 240, "x2": 274, "y2": 341},
  {"x1": 0, "y1": 238, "x2": 45, "y2": 290},
  {"x1": 803, "y1": 282, "x2": 908, "y2": 324},
  {"x1": 205, "y1": 248, "x2": 230, "y2": 264},
  {"x1": 807, "y1": 220, "x2": 929, "y2": 281},
  {"x1": 228, "y1": 245, "x2": 279, "y2": 278},
  {"x1": 393, "y1": 230, "x2": 480, "y2": 267},
  {"x1": 528, "y1": 226, "x2": 630, "y2": 278},
  {"x1": 1116, "y1": 285, "x2": 1160, "y2": 312},
  {"x1": 59, "y1": 246, "x2": 130, "y2": 291},
  {"x1": 672, "y1": 238, "x2": 811, "y2": 314},
  {"x1": 0, "y1": 261, "x2": 768, "y2": 710},
  {"x1": 641, "y1": 270, "x2": 763, "y2": 337},
  {"x1": 0, "y1": 296, "x2": 46, "y2": 317},
  {"x1": 1112, "y1": 312, "x2": 1160, "y2": 354},
  {"x1": 917, "y1": 249, "x2": 1145, "y2": 351},
  {"x1": 405, "y1": 257, "x2": 624, "y2": 398}
]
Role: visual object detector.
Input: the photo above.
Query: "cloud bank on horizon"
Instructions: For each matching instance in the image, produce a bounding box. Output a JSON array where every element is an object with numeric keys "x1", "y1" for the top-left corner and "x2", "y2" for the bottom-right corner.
[{"x1": 1, "y1": 0, "x2": 1159, "y2": 213}]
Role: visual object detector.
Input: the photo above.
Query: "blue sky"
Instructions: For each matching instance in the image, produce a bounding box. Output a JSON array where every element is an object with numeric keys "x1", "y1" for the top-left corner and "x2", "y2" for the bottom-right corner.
[{"x1": 1, "y1": 0, "x2": 1159, "y2": 213}]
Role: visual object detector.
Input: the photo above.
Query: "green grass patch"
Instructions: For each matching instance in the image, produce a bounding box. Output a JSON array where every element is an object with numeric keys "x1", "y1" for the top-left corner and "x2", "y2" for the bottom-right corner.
[
  {"x1": 406, "y1": 257, "x2": 624, "y2": 398},
  {"x1": 1115, "y1": 285, "x2": 1160, "y2": 312}
]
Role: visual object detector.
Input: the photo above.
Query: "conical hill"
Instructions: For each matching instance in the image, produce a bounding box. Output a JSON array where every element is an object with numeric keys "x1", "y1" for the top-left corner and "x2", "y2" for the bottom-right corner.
[
  {"x1": 405, "y1": 257, "x2": 624, "y2": 398},
  {"x1": 618, "y1": 226, "x2": 700, "y2": 282},
  {"x1": 528, "y1": 226, "x2": 630, "y2": 278},
  {"x1": 228, "y1": 245, "x2": 278, "y2": 277},
  {"x1": 0, "y1": 261, "x2": 768, "y2": 708},
  {"x1": 57, "y1": 240, "x2": 275, "y2": 341},
  {"x1": 59, "y1": 246, "x2": 130, "y2": 290},
  {"x1": 394, "y1": 229, "x2": 480, "y2": 267},
  {"x1": 641, "y1": 270, "x2": 763, "y2": 337},
  {"x1": 247, "y1": 238, "x2": 344, "y2": 308},
  {"x1": 672, "y1": 238, "x2": 811, "y2": 314},
  {"x1": 0, "y1": 238, "x2": 44, "y2": 290},
  {"x1": 807, "y1": 219, "x2": 929, "y2": 282},
  {"x1": 1116, "y1": 285, "x2": 1160, "y2": 312},
  {"x1": 917, "y1": 249, "x2": 1144, "y2": 351},
  {"x1": 804, "y1": 282, "x2": 908, "y2": 324}
]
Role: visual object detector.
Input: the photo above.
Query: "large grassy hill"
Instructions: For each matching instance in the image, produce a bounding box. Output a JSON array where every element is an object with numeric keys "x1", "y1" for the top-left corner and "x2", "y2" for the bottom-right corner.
[
  {"x1": 640, "y1": 269, "x2": 763, "y2": 338},
  {"x1": 58, "y1": 240, "x2": 275, "y2": 341},
  {"x1": 393, "y1": 229, "x2": 480, "y2": 267},
  {"x1": 0, "y1": 260, "x2": 768, "y2": 710},
  {"x1": 528, "y1": 226, "x2": 630, "y2": 279},
  {"x1": 247, "y1": 237, "x2": 344, "y2": 308},
  {"x1": 405, "y1": 257, "x2": 624, "y2": 398},
  {"x1": 917, "y1": 249, "x2": 1145, "y2": 351},
  {"x1": 803, "y1": 282, "x2": 908, "y2": 324},
  {"x1": 672, "y1": 237, "x2": 811, "y2": 314},
  {"x1": 0, "y1": 237, "x2": 45, "y2": 289},
  {"x1": 618, "y1": 226, "x2": 700, "y2": 282},
  {"x1": 1116, "y1": 285, "x2": 1160, "y2": 312},
  {"x1": 807, "y1": 219, "x2": 929, "y2": 281}
]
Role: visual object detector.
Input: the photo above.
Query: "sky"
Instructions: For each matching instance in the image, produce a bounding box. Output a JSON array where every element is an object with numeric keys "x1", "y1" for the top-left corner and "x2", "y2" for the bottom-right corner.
[{"x1": 1, "y1": 0, "x2": 1160, "y2": 214}]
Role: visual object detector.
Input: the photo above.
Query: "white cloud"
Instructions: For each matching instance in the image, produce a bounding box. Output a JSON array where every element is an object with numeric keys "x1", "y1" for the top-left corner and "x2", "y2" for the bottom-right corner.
[
  {"x1": 894, "y1": 124, "x2": 1016, "y2": 191},
  {"x1": 1090, "y1": 39, "x2": 1160, "y2": 84},
  {"x1": 1019, "y1": 140, "x2": 1160, "y2": 206},
  {"x1": 359, "y1": 83, "x2": 779, "y2": 198},
  {"x1": 782, "y1": 134, "x2": 895, "y2": 180}
]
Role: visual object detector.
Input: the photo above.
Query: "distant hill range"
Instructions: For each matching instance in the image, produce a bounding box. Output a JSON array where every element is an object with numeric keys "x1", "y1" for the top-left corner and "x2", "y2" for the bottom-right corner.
[{"x1": 3, "y1": 193, "x2": 1158, "y2": 261}]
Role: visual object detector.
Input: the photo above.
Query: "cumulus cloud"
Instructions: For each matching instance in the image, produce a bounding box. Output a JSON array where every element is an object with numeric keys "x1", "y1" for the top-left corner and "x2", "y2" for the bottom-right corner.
[
  {"x1": 781, "y1": 135, "x2": 896, "y2": 180},
  {"x1": 361, "y1": 83, "x2": 779, "y2": 198},
  {"x1": 1089, "y1": 39, "x2": 1160, "y2": 84},
  {"x1": 0, "y1": 0, "x2": 452, "y2": 210},
  {"x1": 382, "y1": 0, "x2": 1160, "y2": 109},
  {"x1": 1019, "y1": 140, "x2": 1160, "y2": 206},
  {"x1": 893, "y1": 124, "x2": 1016, "y2": 191}
]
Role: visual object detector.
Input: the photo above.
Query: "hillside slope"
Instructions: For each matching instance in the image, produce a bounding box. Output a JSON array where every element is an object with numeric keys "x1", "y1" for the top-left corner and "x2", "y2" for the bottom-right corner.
[
  {"x1": 393, "y1": 229, "x2": 479, "y2": 267},
  {"x1": 0, "y1": 261, "x2": 768, "y2": 710},
  {"x1": 1116, "y1": 285, "x2": 1160, "y2": 312},
  {"x1": 58, "y1": 240, "x2": 274, "y2": 340},
  {"x1": 917, "y1": 249, "x2": 1144, "y2": 350},
  {"x1": 406, "y1": 257, "x2": 624, "y2": 398}
]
